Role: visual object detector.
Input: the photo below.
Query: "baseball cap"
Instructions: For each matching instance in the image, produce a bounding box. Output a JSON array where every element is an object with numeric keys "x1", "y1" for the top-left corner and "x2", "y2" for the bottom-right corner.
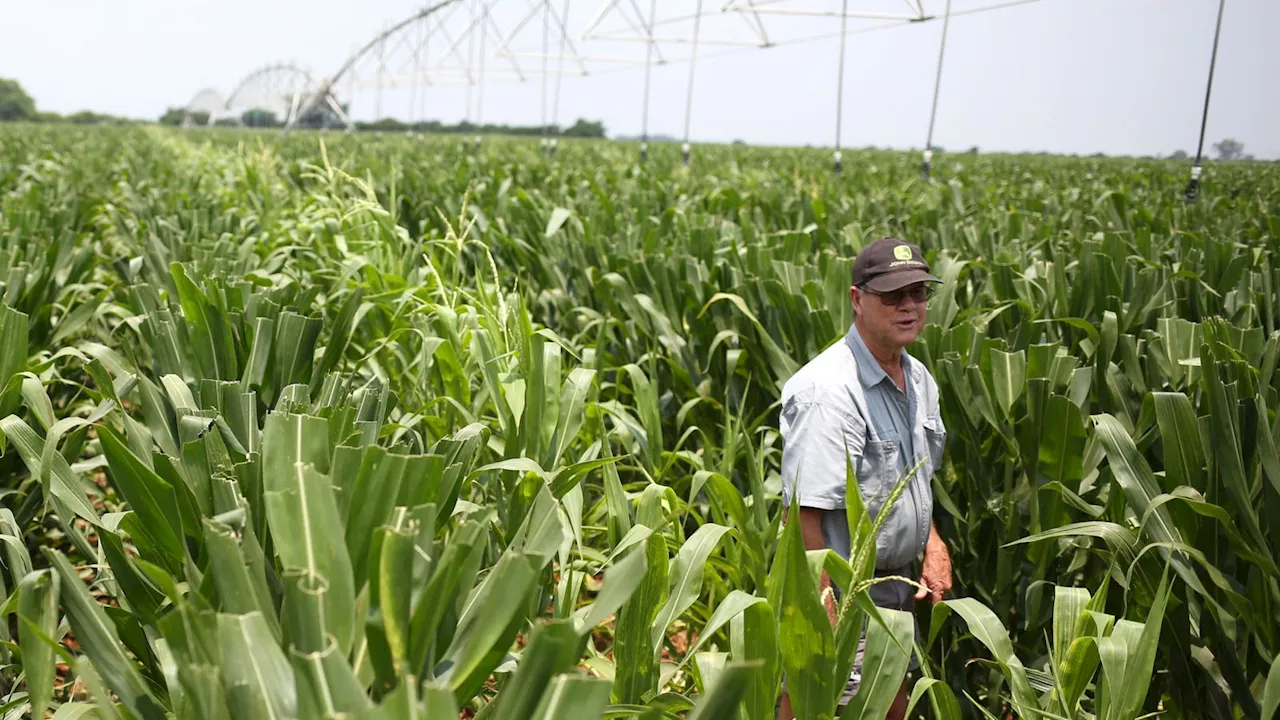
[{"x1": 851, "y1": 238, "x2": 941, "y2": 292}]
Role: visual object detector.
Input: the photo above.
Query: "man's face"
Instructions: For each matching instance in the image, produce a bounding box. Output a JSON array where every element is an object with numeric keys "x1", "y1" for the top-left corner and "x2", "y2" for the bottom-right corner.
[{"x1": 850, "y1": 282, "x2": 929, "y2": 349}]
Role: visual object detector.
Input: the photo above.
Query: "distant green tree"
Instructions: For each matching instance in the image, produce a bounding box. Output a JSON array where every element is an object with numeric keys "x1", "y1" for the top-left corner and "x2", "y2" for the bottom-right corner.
[
  {"x1": 160, "y1": 107, "x2": 190, "y2": 125},
  {"x1": 1169, "y1": 149, "x2": 1189, "y2": 160},
  {"x1": 34, "y1": 111, "x2": 62, "y2": 123},
  {"x1": 0, "y1": 78, "x2": 37, "y2": 122},
  {"x1": 1213, "y1": 138, "x2": 1244, "y2": 161},
  {"x1": 241, "y1": 108, "x2": 281, "y2": 128},
  {"x1": 67, "y1": 111, "x2": 107, "y2": 125},
  {"x1": 562, "y1": 118, "x2": 605, "y2": 138}
]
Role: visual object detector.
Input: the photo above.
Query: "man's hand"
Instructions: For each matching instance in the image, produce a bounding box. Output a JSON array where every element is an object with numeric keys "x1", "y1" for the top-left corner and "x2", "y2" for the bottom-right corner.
[
  {"x1": 914, "y1": 523, "x2": 952, "y2": 604},
  {"x1": 819, "y1": 574, "x2": 838, "y2": 627}
]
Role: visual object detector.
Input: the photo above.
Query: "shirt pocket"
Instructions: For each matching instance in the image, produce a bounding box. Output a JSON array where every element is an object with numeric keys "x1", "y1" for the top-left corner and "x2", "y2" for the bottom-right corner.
[
  {"x1": 859, "y1": 437, "x2": 900, "y2": 561},
  {"x1": 858, "y1": 438, "x2": 900, "y2": 509},
  {"x1": 923, "y1": 415, "x2": 947, "y2": 478}
]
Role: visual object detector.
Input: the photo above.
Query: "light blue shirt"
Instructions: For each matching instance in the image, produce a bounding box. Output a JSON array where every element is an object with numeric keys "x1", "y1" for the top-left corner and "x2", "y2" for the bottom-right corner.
[{"x1": 779, "y1": 323, "x2": 946, "y2": 569}]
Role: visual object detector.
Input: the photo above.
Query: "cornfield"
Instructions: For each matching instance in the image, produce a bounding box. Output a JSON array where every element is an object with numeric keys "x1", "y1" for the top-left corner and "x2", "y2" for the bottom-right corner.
[{"x1": 0, "y1": 123, "x2": 1278, "y2": 719}]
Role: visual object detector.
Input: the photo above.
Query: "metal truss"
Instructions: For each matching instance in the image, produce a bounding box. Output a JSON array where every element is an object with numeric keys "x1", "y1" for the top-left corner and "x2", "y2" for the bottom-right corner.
[
  {"x1": 183, "y1": 63, "x2": 353, "y2": 131},
  {"x1": 582, "y1": 0, "x2": 1047, "y2": 54},
  {"x1": 182, "y1": 88, "x2": 229, "y2": 127},
  {"x1": 195, "y1": 0, "x2": 1052, "y2": 138}
]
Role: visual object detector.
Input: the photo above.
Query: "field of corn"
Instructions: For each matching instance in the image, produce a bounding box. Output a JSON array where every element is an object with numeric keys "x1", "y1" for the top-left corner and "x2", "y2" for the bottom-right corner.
[{"x1": 0, "y1": 123, "x2": 1278, "y2": 720}]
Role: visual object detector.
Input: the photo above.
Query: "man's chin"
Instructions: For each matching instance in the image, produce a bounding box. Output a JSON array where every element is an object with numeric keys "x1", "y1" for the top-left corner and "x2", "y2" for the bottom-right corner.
[{"x1": 892, "y1": 324, "x2": 920, "y2": 344}]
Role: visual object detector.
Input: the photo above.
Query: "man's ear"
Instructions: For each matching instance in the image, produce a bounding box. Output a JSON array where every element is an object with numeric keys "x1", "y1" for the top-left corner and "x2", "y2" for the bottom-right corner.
[{"x1": 849, "y1": 285, "x2": 860, "y2": 315}]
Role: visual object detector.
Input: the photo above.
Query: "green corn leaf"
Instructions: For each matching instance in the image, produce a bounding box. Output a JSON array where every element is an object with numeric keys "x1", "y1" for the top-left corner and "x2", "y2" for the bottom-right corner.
[
  {"x1": 731, "y1": 598, "x2": 780, "y2": 720},
  {"x1": 17, "y1": 568, "x2": 59, "y2": 719},
  {"x1": 489, "y1": 620, "x2": 589, "y2": 720},
  {"x1": 1052, "y1": 586, "x2": 1090, "y2": 672},
  {"x1": 601, "y1": 440, "x2": 632, "y2": 549},
  {"x1": 903, "y1": 677, "x2": 961, "y2": 720},
  {"x1": 217, "y1": 612, "x2": 297, "y2": 720},
  {"x1": 675, "y1": 590, "x2": 767, "y2": 672},
  {"x1": 261, "y1": 413, "x2": 354, "y2": 653},
  {"x1": 98, "y1": 425, "x2": 190, "y2": 572},
  {"x1": 172, "y1": 263, "x2": 237, "y2": 382},
  {"x1": 407, "y1": 514, "x2": 490, "y2": 676},
  {"x1": 612, "y1": 532, "x2": 669, "y2": 705},
  {"x1": 0, "y1": 414, "x2": 100, "y2": 524},
  {"x1": 0, "y1": 306, "x2": 27, "y2": 411},
  {"x1": 767, "y1": 500, "x2": 835, "y2": 720},
  {"x1": 374, "y1": 522, "x2": 415, "y2": 670},
  {"x1": 842, "y1": 607, "x2": 914, "y2": 720},
  {"x1": 989, "y1": 349, "x2": 1026, "y2": 420},
  {"x1": 687, "y1": 660, "x2": 761, "y2": 720},
  {"x1": 649, "y1": 523, "x2": 731, "y2": 659},
  {"x1": 575, "y1": 545, "x2": 649, "y2": 633},
  {"x1": 1262, "y1": 653, "x2": 1280, "y2": 720},
  {"x1": 202, "y1": 517, "x2": 276, "y2": 624},
  {"x1": 1200, "y1": 339, "x2": 1275, "y2": 566},
  {"x1": 622, "y1": 364, "x2": 664, "y2": 477},
  {"x1": 528, "y1": 675, "x2": 612, "y2": 720},
  {"x1": 291, "y1": 637, "x2": 372, "y2": 718},
  {"x1": 341, "y1": 446, "x2": 410, "y2": 589},
  {"x1": 264, "y1": 459, "x2": 354, "y2": 655},
  {"x1": 935, "y1": 598, "x2": 1039, "y2": 717},
  {"x1": 43, "y1": 549, "x2": 166, "y2": 720},
  {"x1": 313, "y1": 287, "x2": 364, "y2": 391},
  {"x1": 281, "y1": 569, "x2": 328, "y2": 655},
  {"x1": 443, "y1": 551, "x2": 541, "y2": 699},
  {"x1": 1101, "y1": 569, "x2": 1171, "y2": 720},
  {"x1": 1039, "y1": 394, "x2": 1086, "y2": 486},
  {"x1": 1150, "y1": 392, "x2": 1205, "y2": 492}
]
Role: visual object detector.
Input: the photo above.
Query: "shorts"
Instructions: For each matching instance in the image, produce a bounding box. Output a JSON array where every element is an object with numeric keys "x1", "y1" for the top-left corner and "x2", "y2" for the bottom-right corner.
[{"x1": 782, "y1": 564, "x2": 920, "y2": 706}]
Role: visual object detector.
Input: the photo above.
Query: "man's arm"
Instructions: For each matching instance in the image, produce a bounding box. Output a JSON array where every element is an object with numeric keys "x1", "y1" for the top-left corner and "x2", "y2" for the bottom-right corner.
[
  {"x1": 798, "y1": 507, "x2": 839, "y2": 626},
  {"x1": 914, "y1": 520, "x2": 952, "y2": 604}
]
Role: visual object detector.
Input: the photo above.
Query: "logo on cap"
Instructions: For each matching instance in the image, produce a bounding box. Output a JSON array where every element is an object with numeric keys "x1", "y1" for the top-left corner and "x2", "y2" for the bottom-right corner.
[{"x1": 893, "y1": 245, "x2": 913, "y2": 261}]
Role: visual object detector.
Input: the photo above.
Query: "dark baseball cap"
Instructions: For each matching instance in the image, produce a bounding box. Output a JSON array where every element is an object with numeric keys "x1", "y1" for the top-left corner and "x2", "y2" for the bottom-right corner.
[{"x1": 851, "y1": 238, "x2": 941, "y2": 292}]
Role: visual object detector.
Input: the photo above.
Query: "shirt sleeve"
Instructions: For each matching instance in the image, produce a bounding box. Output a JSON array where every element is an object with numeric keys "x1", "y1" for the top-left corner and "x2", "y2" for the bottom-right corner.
[{"x1": 780, "y1": 400, "x2": 866, "y2": 510}]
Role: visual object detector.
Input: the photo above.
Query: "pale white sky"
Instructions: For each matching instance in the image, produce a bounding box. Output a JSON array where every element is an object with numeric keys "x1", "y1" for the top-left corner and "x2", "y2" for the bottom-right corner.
[{"x1": 1, "y1": 0, "x2": 1277, "y2": 158}]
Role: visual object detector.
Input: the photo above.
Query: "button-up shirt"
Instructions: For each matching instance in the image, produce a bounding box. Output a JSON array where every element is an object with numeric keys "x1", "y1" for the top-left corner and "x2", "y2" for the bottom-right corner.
[{"x1": 779, "y1": 323, "x2": 947, "y2": 569}]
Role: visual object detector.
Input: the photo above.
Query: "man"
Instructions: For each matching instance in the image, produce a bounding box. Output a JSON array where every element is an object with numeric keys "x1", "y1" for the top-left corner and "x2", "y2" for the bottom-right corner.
[{"x1": 777, "y1": 238, "x2": 953, "y2": 720}]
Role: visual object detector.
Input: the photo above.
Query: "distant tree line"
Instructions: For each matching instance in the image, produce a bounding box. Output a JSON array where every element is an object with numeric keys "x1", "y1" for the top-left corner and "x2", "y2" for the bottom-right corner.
[
  {"x1": 0, "y1": 77, "x2": 1270, "y2": 159},
  {"x1": 354, "y1": 117, "x2": 606, "y2": 138},
  {"x1": 1, "y1": 78, "x2": 138, "y2": 125},
  {"x1": 154, "y1": 103, "x2": 605, "y2": 138}
]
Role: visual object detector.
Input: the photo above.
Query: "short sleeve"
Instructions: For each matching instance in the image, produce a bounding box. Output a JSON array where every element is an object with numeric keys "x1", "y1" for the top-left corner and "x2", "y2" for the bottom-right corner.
[{"x1": 780, "y1": 400, "x2": 866, "y2": 510}]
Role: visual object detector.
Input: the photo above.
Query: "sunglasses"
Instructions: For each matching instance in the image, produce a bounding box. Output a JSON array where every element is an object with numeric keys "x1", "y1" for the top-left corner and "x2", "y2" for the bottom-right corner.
[{"x1": 860, "y1": 284, "x2": 934, "y2": 306}]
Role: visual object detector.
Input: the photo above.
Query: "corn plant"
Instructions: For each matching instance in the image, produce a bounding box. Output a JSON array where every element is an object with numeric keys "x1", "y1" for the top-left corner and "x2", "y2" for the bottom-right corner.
[{"x1": 1, "y1": 123, "x2": 1279, "y2": 718}]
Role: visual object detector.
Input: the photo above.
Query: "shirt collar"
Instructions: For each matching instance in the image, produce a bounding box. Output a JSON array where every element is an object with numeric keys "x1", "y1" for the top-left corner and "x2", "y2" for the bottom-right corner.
[{"x1": 845, "y1": 323, "x2": 911, "y2": 390}]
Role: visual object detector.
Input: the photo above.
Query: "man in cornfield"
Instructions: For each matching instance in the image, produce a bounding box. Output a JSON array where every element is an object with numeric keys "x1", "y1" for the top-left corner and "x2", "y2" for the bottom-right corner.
[{"x1": 777, "y1": 238, "x2": 953, "y2": 720}]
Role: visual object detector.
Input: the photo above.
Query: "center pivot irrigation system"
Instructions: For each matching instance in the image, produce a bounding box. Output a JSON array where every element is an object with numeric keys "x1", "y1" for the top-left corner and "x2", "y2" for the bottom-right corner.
[{"x1": 186, "y1": 0, "x2": 1232, "y2": 199}]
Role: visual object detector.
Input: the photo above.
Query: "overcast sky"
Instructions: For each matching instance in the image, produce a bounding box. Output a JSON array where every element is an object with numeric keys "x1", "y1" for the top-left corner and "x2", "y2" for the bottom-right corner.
[{"x1": 2, "y1": 0, "x2": 1277, "y2": 158}]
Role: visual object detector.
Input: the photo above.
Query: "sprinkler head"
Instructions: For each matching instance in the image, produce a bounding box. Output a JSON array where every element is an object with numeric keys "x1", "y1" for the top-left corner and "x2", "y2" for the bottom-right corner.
[{"x1": 1185, "y1": 165, "x2": 1202, "y2": 203}]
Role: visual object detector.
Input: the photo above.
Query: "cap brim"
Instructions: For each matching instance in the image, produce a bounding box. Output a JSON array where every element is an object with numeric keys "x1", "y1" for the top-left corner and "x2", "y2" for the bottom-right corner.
[{"x1": 864, "y1": 270, "x2": 941, "y2": 293}]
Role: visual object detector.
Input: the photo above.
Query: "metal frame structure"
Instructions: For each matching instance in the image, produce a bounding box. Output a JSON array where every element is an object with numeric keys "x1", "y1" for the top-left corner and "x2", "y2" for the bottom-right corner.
[
  {"x1": 180, "y1": 0, "x2": 1234, "y2": 201},
  {"x1": 184, "y1": 0, "x2": 1058, "y2": 150},
  {"x1": 184, "y1": 63, "x2": 351, "y2": 131},
  {"x1": 182, "y1": 88, "x2": 229, "y2": 127},
  {"x1": 582, "y1": 0, "x2": 1044, "y2": 50}
]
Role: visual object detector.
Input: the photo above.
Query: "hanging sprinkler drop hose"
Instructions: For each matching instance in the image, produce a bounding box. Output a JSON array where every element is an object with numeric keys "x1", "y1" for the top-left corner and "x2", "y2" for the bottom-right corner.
[{"x1": 1186, "y1": 0, "x2": 1227, "y2": 203}]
